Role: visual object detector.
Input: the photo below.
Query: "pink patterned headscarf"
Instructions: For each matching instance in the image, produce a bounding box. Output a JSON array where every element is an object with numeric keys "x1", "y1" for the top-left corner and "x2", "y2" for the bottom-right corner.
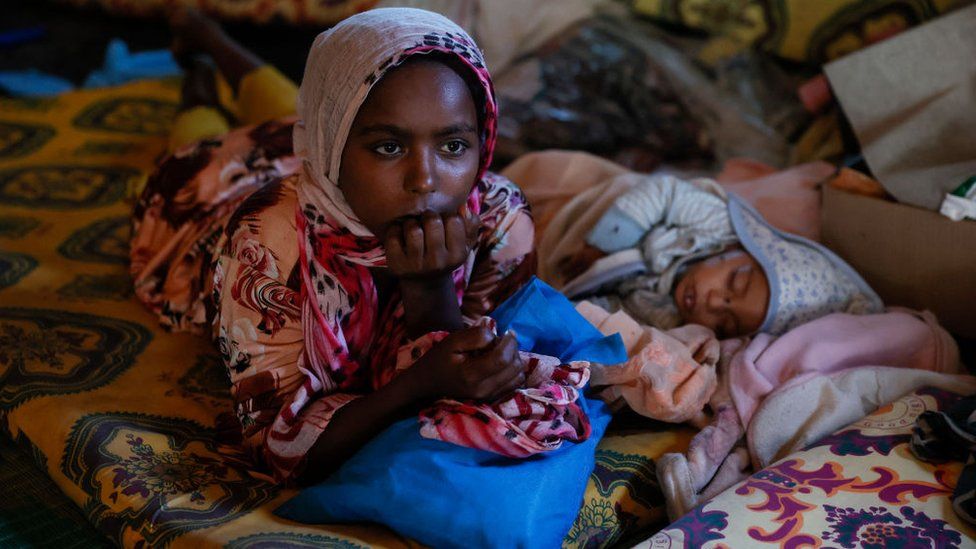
[
  {"x1": 293, "y1": 7, "x2": 497, "y2": 238},
  {"x1": 290, "y1": 8, "x2": 498, "y2": 393}
]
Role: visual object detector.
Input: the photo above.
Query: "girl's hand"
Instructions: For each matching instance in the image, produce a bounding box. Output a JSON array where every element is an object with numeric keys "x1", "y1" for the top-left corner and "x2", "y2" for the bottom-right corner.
[
  {"x1": 408, "y1": 324, "x2": 525, "y2": 402},
  {"x1": 385, "y1": 211, "x2": 480, "y2": 280}
]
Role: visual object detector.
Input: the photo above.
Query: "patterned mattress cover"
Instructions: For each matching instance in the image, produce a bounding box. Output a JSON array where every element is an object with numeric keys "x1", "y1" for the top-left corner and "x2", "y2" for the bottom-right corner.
[
  {"x1": 51, "y1": 0, "x2": 378, "y2": 26},
  {"x1": 645, "y1": 386, "x2": 976, "y2": 548}
]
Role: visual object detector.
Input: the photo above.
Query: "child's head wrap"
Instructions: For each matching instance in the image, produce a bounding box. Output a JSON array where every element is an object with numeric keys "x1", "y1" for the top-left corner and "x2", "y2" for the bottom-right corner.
[{"x1": 728, "y1": 194, "x2": 884, "y2": 335}]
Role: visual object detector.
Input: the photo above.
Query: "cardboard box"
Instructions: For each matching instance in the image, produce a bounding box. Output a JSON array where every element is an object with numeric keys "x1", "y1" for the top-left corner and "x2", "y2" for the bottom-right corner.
[
  {"x1": 824, "y1": 4, "x2": 976, "y2": 211},
  {"x1": 821, "y1": 185, "x2": 976, "y2": 338}
]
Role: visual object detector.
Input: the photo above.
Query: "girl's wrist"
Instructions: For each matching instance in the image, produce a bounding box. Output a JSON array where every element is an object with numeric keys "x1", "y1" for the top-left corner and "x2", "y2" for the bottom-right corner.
[
  {"x1": 399, "y1": 274, "x2": 462, "y2": 336},
  {"x1": 393, "y1": 358, "x2": 436, "y2": 403},
  {"x1": 399, "y1": 273, "x2": 454, "y2": 293}
]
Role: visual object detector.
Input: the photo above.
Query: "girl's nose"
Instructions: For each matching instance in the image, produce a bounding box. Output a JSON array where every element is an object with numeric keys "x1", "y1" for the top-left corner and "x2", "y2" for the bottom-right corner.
[{"x1": 404, "y1": 148, "x2": 436, "y2": 195}]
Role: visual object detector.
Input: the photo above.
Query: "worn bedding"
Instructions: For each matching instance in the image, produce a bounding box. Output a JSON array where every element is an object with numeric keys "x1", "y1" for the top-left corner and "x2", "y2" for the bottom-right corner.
[
  {"x1": 631, "y1": 0, "x2": 967, "y2": 63},
  {"x1": 0, "y1": 77, "x2": 695, "y2": 548},
  {"x1": 646, "y1": 386, "x2": 976, "y2": 548},
  {"x1": 50, "y1": 0, "x2": 378, "y2": 26}
]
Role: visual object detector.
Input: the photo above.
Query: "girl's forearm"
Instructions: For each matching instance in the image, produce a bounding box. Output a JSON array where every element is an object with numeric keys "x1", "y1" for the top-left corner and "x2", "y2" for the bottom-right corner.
[
  {"x1": 300, "y1": 367, "x2": 426, "y2": 484},
  {"x1": 398, "y1": 274, "x2": 463, "y2": 337}
]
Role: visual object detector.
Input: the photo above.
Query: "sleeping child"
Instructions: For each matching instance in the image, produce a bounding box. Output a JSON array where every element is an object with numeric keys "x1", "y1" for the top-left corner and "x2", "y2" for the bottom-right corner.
[
  {"x1": 554, "y1": 171, "x2": 885, "y2": 338},
  {"x1": 548, "y1": 169, "x2": 965, "y2": 520},
  {"x1": 549, "y1": 170, "x2": 884, "y2": 429}
]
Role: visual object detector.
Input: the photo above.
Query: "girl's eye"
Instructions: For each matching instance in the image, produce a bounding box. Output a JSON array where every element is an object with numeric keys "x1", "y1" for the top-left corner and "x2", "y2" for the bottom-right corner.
[
  {"x1": 373, "y1": 142, "x2": 403, "y2": 156},
  {"x1": 441, "y1": 140, "x2": 469, "y2": 155}
]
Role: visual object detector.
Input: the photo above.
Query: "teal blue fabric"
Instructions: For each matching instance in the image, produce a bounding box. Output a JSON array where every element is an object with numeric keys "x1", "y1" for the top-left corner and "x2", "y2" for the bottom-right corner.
[
  {"x1": 0, "y1": 40, "x2": 180, "y2": 98},
  {"x1": 489, "y1": 277, "x2": 626, "y2": 365},
  {"x1": 585, "y1": 204, "x2": 647, "y2": 253},
  {"x1": 83, "y1": 39, "x2": 181, "y2": 88},
  {"x1": 0, "y1": 70, "x2": 74, "y2": 97},
  {"x1": 275, "y1": 278, "x2": 626, "y2": 548}
]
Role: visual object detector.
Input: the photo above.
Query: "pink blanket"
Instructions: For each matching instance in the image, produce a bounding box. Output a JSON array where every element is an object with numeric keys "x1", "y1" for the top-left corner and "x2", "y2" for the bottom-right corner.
[
  {"x1": 658, "y1": 308, "x2": 963, "y2": 519},
  {"x1": 728, "y1": 308, "x2": 960, "y2": 429}
]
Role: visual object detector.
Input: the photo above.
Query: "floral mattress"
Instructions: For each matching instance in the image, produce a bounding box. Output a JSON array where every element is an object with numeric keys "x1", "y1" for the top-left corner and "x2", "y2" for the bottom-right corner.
[{"x1": 646, "y1": 386, "x2": 976, "y2": 548}]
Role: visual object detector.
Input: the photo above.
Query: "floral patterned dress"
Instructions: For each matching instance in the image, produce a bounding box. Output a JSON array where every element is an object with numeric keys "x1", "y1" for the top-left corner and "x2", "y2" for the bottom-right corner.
[{"x1": 131, "y1": 118, "x2": 541, "y2": 481}]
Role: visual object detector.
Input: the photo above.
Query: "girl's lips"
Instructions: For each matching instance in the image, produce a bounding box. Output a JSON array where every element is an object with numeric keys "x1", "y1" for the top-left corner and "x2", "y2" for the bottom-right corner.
[
  {"x1": 397, "y1": 203, "x2": 455, "y2": 223},
  {"x1": 394, "y1": 209, "x2": 435, "y2": 224}
]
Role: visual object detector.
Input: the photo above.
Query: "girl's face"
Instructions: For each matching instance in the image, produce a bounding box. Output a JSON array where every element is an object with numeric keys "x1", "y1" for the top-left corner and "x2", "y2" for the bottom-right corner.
[
  {"x1": 673, "y1": 249, "x2": 770, "y2": 338},
  {"x1": 338, "y1": 59, "x2": 481, "y2": 237}
]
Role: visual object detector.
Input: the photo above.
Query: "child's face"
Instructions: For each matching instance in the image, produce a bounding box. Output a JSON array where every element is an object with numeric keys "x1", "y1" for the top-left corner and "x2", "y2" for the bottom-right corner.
[
  {"x1": 338, "y1": 59, "x2": 481, "y2": 236},
  {"x1": 672, "y1": 249, "x2": 769, "y2": 338}
]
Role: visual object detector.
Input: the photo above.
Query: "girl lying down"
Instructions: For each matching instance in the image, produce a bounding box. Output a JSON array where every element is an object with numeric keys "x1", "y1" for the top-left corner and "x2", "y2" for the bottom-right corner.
[
  {"x1": 133, "y1": 7, "x2": 663, "y2": 493},
  {"x1": 131, "y1": 9, "x2": 965, "y2": 531},
  {"x1": 131, "y1": 7, "x2": 611, "y2": 484}
]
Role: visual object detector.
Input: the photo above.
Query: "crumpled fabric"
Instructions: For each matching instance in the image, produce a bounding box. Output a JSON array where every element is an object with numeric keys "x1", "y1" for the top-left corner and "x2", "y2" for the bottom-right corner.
[
  {"x1": 912, "y1": 393, "x2": 976, "y2": 526},
  {"x1": 578, "y1": 301, "x2": 718, "y2": 424},
  {"x1": 657, "y1": 308, "x2": 966, "y2": 521},
  {"x1": 420, "y1": 353, "x2": 591, "y2": 458},
  {"x1": 754, "y1": 366, "x2": 976, "y2": 469},
  {"x1": 398, "y1": 319, "x2": 592, "y2": 458},
  {"x1": 729, "y1": 308, "x2": 958, "y2": 428}
]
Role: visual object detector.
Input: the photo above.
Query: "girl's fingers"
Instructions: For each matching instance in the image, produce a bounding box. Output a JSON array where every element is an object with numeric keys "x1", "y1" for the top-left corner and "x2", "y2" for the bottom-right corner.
[
  {"x1": 384, "y1": 225, "x2": 406, "y2": 267},
  {"x1": 482, "y1": 363, "x2": 523, "y2": 401},
  {"x1": 451, "y1": 324, "x2": 497, "y2": 354},
  {"x1": 493, "y1": 331, "x2": 520, "y2": 368},
  {"x1": 444, "y1": 214, "x2": 467, "y2": 261},
  {"x1": 402, "y1": 218, "x2": 424, "y2": 266},
  {"x1": 421, "y1": 213, "x2": 446, "y2": 264},
  {"x1": 463, "y1": 210, "x2": 481, "y2": 247}
]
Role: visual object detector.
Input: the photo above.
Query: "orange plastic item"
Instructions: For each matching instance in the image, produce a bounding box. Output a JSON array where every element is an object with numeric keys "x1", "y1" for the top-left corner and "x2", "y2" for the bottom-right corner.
[{"x1": 828, "y1": 168, "x2": 889, "y2": 199}]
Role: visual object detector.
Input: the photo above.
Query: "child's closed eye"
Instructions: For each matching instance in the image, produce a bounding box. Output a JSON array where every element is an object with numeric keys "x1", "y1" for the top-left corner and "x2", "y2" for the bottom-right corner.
[{"x1": 728, "y1": 265, "x2": 751, "y2": 296}]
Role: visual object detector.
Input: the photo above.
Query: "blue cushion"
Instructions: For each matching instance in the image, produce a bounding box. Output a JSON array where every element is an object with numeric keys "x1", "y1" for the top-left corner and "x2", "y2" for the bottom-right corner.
[{"x1": 275, "y1": 278, "x2": 625, "y2": 548}]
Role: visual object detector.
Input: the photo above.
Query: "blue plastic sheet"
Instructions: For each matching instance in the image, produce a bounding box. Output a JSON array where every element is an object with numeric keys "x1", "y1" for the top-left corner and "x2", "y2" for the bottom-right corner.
[{"x1": 275, "y1": 278, "x2": 626, "y2": 548}]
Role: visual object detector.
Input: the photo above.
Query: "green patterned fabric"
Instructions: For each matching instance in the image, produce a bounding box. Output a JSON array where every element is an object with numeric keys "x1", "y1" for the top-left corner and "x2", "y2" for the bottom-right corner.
[{"x1": 631, "y1": 0, "x2": 971, "y2": 63}]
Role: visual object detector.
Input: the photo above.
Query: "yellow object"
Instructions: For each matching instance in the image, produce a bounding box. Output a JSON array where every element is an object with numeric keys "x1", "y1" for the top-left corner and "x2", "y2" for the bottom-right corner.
[
  {"x1": 168, "y1": 105, "x2": 232, "y2": 151},
  {"x1": 168, "y1": 65, "x2": 297, "y2": 151},
  {"x1": 632, "y1": 0, "x2": 962, "y2": 63},
  {"x1": 237, "y1": 65, "x2": 299, "y2": 125}
]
